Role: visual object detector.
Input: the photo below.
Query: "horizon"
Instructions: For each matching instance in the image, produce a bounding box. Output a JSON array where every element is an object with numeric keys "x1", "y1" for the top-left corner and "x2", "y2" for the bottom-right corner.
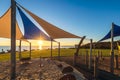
[
  {"x1": 0, "y1": 39, "x2": 81, "y2": 46},
  {"x1": 0, "y1": 45, "x2": 75, "y2": 52}
]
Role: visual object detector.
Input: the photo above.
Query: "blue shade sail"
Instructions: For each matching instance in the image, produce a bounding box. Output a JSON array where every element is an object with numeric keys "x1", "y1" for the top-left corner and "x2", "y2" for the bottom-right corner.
[
  {"x1": 99, "y1": 23, "x2": 120, "y2": 42},
  {"x1": 17, "y1": 6, "x2": 51, "y2": 40},
  {"x1": 18, "y1": 4, "x2": 81, "y2": 39}
]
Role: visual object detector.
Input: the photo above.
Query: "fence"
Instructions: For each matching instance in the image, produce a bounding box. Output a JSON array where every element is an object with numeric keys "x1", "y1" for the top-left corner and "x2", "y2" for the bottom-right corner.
[{"x1": 75, "y1": 49, "x2": 120, "y2": 79}]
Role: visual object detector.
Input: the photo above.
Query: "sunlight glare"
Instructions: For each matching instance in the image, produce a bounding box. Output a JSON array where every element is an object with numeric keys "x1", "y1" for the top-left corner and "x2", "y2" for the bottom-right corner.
[{"x1": 38, "y1": 40, "x2": 43, "y2": 50}]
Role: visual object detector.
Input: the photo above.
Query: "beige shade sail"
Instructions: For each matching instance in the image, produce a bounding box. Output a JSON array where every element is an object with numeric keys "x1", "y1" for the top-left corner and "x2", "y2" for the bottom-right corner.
[
  {"x1": 0, "y1": 8, "x2": 23, "y2": 40},
  {"x1": 20, "y1": 6, "x2": 81, "y2": 39}
]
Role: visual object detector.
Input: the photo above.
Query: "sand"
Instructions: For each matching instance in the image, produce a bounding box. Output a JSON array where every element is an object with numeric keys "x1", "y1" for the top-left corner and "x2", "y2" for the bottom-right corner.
[{"x1": 0, "y1": 58, "x2": 86, "y2": 80}]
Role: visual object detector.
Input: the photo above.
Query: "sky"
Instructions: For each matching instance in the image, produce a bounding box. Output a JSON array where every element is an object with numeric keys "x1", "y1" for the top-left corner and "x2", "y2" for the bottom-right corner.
[{"x1": 0, "y1": 0, "x2": 120, "y2": 46}]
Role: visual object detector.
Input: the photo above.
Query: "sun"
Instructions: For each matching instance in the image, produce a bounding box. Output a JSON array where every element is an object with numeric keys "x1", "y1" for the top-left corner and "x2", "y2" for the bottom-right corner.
[{"x1": 38, "y1": 40, "x2": 43, "y2": 50}]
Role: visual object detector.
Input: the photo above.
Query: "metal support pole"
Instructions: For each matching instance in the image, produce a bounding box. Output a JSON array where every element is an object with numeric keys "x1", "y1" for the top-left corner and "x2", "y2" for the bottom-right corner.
[
  {"x1": 110, "y1": 23, "x2": 114, "y2": 73},
  {"x1": 51, "y1": 39, "x2": 53, "y2": 59},
  {"x1": 11, "y1": 0, "x2": 16, "y2": 79},
  {"x1": 30, "y1": 42, "x2": 31, "y2": 58},
  {"x1": 19, "y1": 40, "x2": 22, "y2": 60},
  {"x1": 89, "y1": 39, "x2": 92, "y2": 69},
  {"x1": 58, "y1": 42, "x2": 60, "y2": 60}
]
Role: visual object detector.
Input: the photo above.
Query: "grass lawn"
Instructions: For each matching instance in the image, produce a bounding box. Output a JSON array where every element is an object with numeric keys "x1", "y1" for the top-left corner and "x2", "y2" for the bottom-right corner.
[{"x1": 0, "y1": 48, "x2": 120, "y2": 62}]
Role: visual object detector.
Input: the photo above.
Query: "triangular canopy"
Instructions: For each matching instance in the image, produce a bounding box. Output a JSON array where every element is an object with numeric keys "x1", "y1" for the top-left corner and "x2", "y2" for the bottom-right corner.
[
  {"x1": 17, "y1": 7, "x2": 52, "y2": 41},
  {"x1": 18, "y1": 5, "x2": 81, "y2": 39},
  {"x1": 99, "y1": 23, "x2": 120, "y2": 42},
  {"x1": 0, "y1": 8, "x2": 23, "y2": 39}
]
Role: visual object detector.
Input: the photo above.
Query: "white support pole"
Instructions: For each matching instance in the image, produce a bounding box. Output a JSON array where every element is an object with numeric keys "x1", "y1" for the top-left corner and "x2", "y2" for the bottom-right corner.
[
  {"x1": 110, "y1": 23, "x2": 114, "y2": 73},
  {"x1": 89, "y1": 39, "x2": 92, "y2": 69},
  {"x1": 11, "y1": 0, "x2": 16, "y2": 79}
]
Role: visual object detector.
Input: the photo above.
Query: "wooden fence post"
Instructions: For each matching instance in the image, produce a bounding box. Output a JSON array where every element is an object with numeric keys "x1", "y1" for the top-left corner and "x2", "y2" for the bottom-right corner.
[
  {"x1": 11, "y1": 0, "x2": 16, "y2": 79},
  {"x1": 73, "y1": 36, "x2": 86, "y2": 66},
  {"x1": 110, "y1": 23, "x2": 114, "y2": 73},
  {"x1": 97, "y1": 51, "x2": 100, "y2": 59},
  {"x1": 94, "y1": 56, "x2": 99, "y2": 79},
  {"x1": 85, "y1": 50, "x2": 88, "y2": 67},
  {"x1": 89, "y1": 39, "x2": 92, "y2": 69},
  {"x1": 115, "y1": 55, "x2": 118, "y2": 69},
  {"x1": 100, "y1": 51, "x2": 103, "y2": 59},
  {"x1": 73, "y1": 53, "x2": 77, "y2": 66}
]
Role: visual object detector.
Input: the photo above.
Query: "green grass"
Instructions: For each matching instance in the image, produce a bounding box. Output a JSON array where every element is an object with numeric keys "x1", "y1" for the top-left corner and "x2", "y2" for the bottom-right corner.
[
  {"x1": 0, "y1": 48, "x2": 120, "y2": 62},
  {"x1": 79, "y1": 49, "x2": 120, "y2": 56},
  {"x1": 0, "y1": 48, "x2": 76, "y2": 62},
  {"x1": 0, "y1": 53, "x2": 10, "y2": 62}
]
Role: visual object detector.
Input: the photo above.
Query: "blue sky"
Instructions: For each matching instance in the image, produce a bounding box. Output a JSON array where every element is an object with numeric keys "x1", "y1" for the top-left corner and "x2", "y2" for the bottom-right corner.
[{"x1": 0, "y1": 0, "x2": 120, "y2": 45}]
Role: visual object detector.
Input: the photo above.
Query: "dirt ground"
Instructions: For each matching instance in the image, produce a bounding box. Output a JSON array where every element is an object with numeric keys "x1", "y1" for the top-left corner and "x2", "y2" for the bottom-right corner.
[
  {"x1": 0, "y1": 58, "x2": 86, "y2": 80},
  {"x1": 57, "y1": 56, "x2": 120, "y2": 80}
]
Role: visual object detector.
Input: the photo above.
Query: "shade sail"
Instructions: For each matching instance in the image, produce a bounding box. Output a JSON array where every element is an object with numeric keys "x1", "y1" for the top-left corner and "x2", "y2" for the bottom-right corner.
[
  {"x1": 17, "y1": 7, "x2": 52, "y2": 41},
  {"x1": 0, "y1": 8, "x2": 23, "y2": 39},
  {"x1": 99, "y1": 23, "x2": 120, "y2": 42},
  {"x1": 19, "y1": 5, "x2": 81, "y2": 39}
]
